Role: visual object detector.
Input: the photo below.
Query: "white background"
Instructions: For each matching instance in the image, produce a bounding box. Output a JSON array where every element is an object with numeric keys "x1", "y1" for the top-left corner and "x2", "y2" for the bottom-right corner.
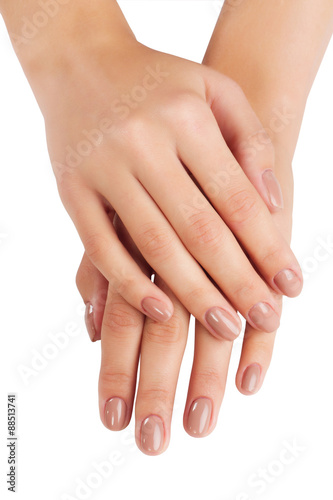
[{"x1": 1, "y1": 1, "x2": 332, "y2": 499}]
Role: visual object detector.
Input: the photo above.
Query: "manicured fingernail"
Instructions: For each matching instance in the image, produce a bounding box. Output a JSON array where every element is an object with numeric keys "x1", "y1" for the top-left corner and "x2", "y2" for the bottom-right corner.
[
  {"x1": 262, "y1": 169, "x2": 284, "y2": 209},
  {"x1": 248, "y1": 302, "x2": 280, "y2": 332},
  {"x1": 187, "y1": 398, "x2": 212, "y2": 437},
  {"x1": 274, "y1": 269, "x2": 302, "y2": 297},
  {"x1": 141, "y1": 297, "x2": 172, "y2": 322},
  {"x1": 85, "y1": 302, "x2": 98, "y2": 342},
  {"x1": 105, "y1": 398, "x2": 127, "y2": 431},
  {"x1": 140, "y1": 415, "x2": 164, "y2": 455},
  {"x1": 205, "y1": 307, "x2": 241, "y2": 340},
  {"x1": 241, "y1": 364, "x2": 261, "y2": 394}
]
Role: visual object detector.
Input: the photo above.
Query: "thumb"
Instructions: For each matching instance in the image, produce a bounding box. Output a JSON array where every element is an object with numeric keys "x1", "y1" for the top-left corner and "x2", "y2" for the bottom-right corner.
[{"x1": 203, "y1": 67, "x2": 284, "y2": 212}]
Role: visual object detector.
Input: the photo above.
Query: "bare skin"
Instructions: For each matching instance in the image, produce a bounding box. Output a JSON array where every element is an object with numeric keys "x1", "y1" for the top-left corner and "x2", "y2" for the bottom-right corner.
[
  {"x1": 0, "y1": 0, "x2": 304, "y2": 342},
  {"x1": 76, "y1": 1, "x2": 333, "y2": 455},
  {"x1": 1, "y1": 0, "x2": 332, "y2": 455}
]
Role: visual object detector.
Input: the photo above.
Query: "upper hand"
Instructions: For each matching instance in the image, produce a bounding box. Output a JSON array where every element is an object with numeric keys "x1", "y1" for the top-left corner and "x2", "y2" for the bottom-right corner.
[{"x1": 39, "y1": 39, "x2": 302, "y2": 338}]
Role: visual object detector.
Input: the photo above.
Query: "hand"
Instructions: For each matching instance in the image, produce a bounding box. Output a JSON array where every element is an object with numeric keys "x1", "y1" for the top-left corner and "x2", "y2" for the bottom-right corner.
[
  {"x1": 76, "y1": 201, "x2": 285, "y2": 455},
  {"x1": 1, "y1": 1, "x2": 302, "y2": 336},
  {"x1": 28, "y1": 34, "x2": 302, "y2": 340}
]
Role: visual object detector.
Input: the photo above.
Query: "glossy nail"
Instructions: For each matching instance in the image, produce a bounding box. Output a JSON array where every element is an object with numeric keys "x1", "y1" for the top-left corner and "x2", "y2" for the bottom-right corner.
[
  {"x1": 248, "y1": 302, "x2": 280, "y2": 332},
  {"x1": 241, "y1": 364, "x2": 261, "y2": 394},
  {"x1": 141, "y1": 297, "x2": 172, "y2": 322},
  {"x1": 105, "y1": 398, "x2": 127, "y2": 431},
  {"x1": 140, "y1": 415, "x2": 164, "y2": 454},
  {"x1": 262, "y1": 169, "x2": 284, "y2": 209},
  {"x1": 205, "y1": 307, "x2": 241, "y2": 340},
  {"x1": 274, "y1": 269, "x2": 302, "y2": 297},
  {"x1": 187, "y1": 398, "x2": 212, "y2": 437},
  {"x1": 85, "y1": 302, "x2": 98, "y2": 342}
]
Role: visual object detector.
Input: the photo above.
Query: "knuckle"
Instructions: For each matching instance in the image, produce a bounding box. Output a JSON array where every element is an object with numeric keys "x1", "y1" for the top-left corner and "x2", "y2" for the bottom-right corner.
[
  {"x1": 162, "y1": 92, "x2": 204, "y2": 128},
  {"x1": 144, "y1": 316, "x2": 182, "y2": 346},
  {"x1": 84, "y1": 233, "x2": 108, "y2": 262},
  {"x1": 232, "y1": 276, "x2": 258, "y2": 302},
  {"x1": 111, "y1": 273, "x2": 135, "y2": 297},
  {"x1": 184, "y1": 211, "x2": 223, "y2": 250},
  {"x1": 119, "y1": 114, "x2": 154, "y2": 150},
  {"x1": 260, "y1": 243, "x2": 283, "y2": 268},
  {"x1": 183, "y1": 286, "x2": 207, "y2": 308},
  {"x1": 194, "y1": 368, "x2": 223, "y2": 392},
  {"x1": 103, "y1": 303, "x2": 142, "y2": 333},
  {"x1": 99, "y1": 370, "x2": 132, "y2": 391},
  {"x1": 224, "y1": 189, "x2": 260, "y2": 227},
  {"x1": 138, "y1": 386, "x2": 172, "y2": 410},
  {"x1": 137, "y1": 224, "x2": 174, "y2": 261}
]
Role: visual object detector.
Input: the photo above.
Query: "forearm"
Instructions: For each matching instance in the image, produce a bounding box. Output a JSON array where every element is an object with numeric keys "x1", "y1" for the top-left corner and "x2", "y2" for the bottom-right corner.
[{"x1": 204, "y1": 0, "x2": 333, "y2": 163}]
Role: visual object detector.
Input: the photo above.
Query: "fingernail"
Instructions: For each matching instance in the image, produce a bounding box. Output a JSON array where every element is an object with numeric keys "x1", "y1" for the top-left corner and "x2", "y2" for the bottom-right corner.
[
  {"x1": 141, "y1": 297, "x2": 172, "y2": 322},
  {"x1": 248, "y1": 302, "x2": 280, "y2": 332},
  {"x1": 140, "y1": 415, "x2": 164, "y2": 455},
  {"x1": 105, "y1": 398, "x2": 127, "y2": 431},
  {"x1": 85, "y1": 302, "x2": 98, "y2": 342},
  {"x1": 205, "y1": 307, "x2": 241, "y2": 340},
  {"x1": 187, "y1": 398, "x2": 212, "y2": 437},
  {"x1": 274, "y1": 269, "x2": 302, "y2": 297},
  {"x1": 262, "y1": 169, "x2": 284, "y2": 209},
  {"x1": 241, "y1": 364, "x2": 261, "y2": 394}
]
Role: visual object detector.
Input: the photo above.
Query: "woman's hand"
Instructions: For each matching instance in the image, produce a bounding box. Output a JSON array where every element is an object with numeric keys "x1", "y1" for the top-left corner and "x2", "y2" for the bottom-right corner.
[
  {"x1": 15, "y1": 23, "x2": 302, "y2": 339},
  {"x1": 76, "y1": 204, "x2": 284, "y2": 455}
]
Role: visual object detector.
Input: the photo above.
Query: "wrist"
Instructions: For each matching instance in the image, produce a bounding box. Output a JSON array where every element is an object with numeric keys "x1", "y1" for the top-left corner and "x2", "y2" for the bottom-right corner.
[{"x1": 1, "y1": 0, "x2": 136, "y2": 81}]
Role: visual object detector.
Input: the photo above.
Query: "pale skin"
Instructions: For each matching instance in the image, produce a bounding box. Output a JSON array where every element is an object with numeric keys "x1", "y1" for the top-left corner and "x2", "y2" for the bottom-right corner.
[
  {"x1": 1, "y1": 0, "x2": 332, "y2": 455},
  {"x1": 0, "y1": 0, "x2": 304, "y2": 342},
  {"x1": 76, "y1": 0, "x2": 333, "y2": 454}
]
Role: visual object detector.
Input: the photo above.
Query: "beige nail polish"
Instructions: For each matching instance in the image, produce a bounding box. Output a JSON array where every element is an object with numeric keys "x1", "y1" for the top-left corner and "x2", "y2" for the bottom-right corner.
[
  {"x1": 85, "y1": 302, "x2": 97, "y2": 342},
  {"x1": 140, "y1": 415, "x2": 164, "y2": 454},
  {"x1": 248, "y1": 302, "x2": 280, "y2": 332},
  {"x1": 105, "y1": 398, "x2": 127, "y2": 431},
  {"x1": 141, "y1": 297, "x2": 172, "y2": 322},
  {"x1": 274, "y1": 269, "x2": 302, "y2": 297},
  {"x1": 241, "y1": 364, "x2": 261, "y2": 394},
  {"x1": 187, "y1": 398, "x2": 212, "y2": 437},
  {"x1": 205, "y1": 307, "x2": 241, "y2": 340},
  {"x1": 262, "y1": 169, "x2": 284, "y2": 209}
]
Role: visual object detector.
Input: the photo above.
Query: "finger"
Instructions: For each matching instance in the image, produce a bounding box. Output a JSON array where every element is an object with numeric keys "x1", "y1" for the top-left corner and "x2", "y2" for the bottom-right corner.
[
  {"x1": 76, "y1": 252, "x2": 108, "y2": 342},
  {"x1": 98, "y1": 285, "x2": 145, "y2": 431},
  {"x1": 110, "y1": 174, "x2": 243, "y2": 341},
  {"x1": 175, "y1": 105, "x2": 303, "y2": 299},
  {"x1": 203, "y1": 68, "x2": 284, "y2": 213},
  {"x1": 66, "y1": 183, "x2": 174, "y2": 323},
  {"x1": 236, "y1": 295, "x2": 283, "y2": 395},
  {"x1": 133, "y1": 151, "x2": 280, "y2": 333},
  {"x1": 183, "y1": 319, "x2": 233, "y2": 437},
  {"x1": 135, "y1": 276, "x2": 190, "y2": 455}
]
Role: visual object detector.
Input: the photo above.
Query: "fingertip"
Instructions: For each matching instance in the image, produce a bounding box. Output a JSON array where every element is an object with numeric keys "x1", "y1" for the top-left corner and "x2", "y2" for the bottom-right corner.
[{"x1": 141, "y1": 296, "x2": 173, "y2": 323}]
